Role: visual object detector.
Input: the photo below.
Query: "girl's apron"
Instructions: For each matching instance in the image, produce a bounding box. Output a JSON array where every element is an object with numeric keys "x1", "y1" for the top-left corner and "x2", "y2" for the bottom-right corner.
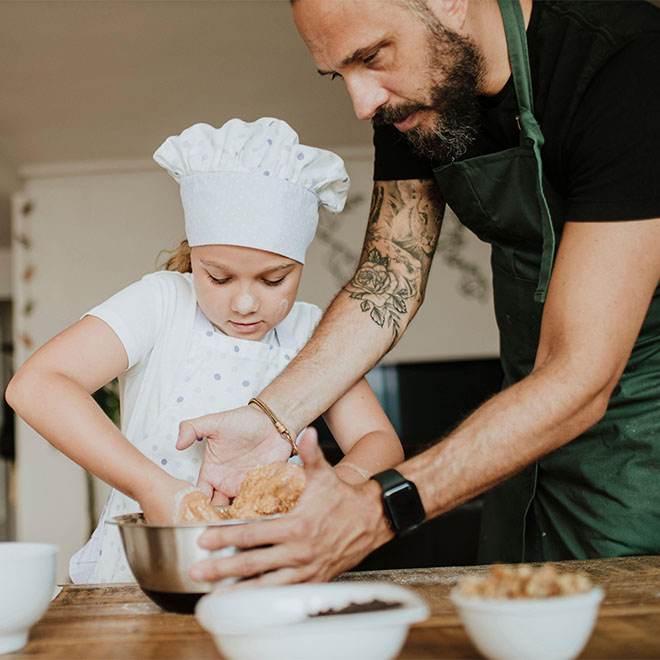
[
  {"x1": 433, "y1": 0, "x2": 660, "y2": 562},
  {"x1": 78, "y1": 307, "x2": 296, "y2": 583}
]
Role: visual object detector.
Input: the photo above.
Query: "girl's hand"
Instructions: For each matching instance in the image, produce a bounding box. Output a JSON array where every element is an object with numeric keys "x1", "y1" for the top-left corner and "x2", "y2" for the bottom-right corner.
[
  {"x1": 176, "y1": 404, "x2": 293, "y2": 505},
  {"x1": 137, "y1": 475, "x2": 206, "y2": 524}
]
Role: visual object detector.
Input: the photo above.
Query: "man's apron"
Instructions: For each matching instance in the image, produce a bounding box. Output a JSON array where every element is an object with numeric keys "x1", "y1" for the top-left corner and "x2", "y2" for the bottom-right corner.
[
  {"x1": 433, "y1": 0, "x2": 660, "y2": 562},
  {"x1": 71, "y1": 307, "x2": 296, "y2": 583}
]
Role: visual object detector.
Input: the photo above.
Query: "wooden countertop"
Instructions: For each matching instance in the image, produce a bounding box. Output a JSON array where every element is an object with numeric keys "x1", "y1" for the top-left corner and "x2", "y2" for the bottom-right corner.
[{"x1": 7, "y1": 555, "x2": 660, "y2": 659}]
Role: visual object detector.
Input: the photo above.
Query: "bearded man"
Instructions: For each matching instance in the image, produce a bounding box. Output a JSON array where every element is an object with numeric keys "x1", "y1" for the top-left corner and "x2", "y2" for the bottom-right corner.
[{"x1": 179, "y1": 0, "x2": 660, "y2": 586}]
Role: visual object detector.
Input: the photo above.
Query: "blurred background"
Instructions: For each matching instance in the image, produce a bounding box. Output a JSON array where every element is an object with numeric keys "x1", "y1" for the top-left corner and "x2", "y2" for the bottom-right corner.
[{"x1": 0, "y1": 0, "x2": 505, "y2": 581}]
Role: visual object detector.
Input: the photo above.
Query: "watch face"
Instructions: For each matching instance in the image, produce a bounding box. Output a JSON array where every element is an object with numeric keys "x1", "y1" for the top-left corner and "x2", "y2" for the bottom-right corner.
[{"x1": 384, "y1": 482, "x2": 426, "y2": 534}]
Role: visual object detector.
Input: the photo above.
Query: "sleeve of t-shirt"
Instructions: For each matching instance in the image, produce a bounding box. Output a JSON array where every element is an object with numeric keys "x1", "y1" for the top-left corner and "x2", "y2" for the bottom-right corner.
[
  {"x1": 564, "y1": 35, "x2": 660, "y2": 222},
  {"x1": 279, "y1": 301, "x2": 322, "y2": 353},
  {"x1": 84, "y1": 273, "x2": 167, "y2": 369},
  {"x1": 372, "y1": 124, "x2": 436, "y2": 181}
]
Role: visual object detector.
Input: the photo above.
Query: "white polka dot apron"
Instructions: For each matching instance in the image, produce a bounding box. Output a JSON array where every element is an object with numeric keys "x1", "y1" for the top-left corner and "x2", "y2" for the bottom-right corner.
[{"x1": 71, "y1": 306, "x2": 297, "y2": 583}]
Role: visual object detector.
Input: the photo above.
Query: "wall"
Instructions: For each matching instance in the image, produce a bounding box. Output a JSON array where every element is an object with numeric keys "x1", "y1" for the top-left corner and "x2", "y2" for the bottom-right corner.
[
  {"x1": 0, "y1": 263, "x2": 12, "y2": 543},
  {"x1": 12, "y1": 152, "x2": 498, "y2": 581}
]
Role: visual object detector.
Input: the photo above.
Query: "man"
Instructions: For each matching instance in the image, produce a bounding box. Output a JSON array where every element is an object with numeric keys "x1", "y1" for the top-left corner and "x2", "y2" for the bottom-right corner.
[{"x1": 177, "y1": 0, "x2": 660, "y2": 587}]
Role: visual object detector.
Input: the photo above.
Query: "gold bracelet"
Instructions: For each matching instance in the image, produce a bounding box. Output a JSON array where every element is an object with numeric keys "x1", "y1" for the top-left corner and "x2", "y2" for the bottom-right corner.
[{"x1": 248, "y1": 397, "x2": 297, "y2": 456}]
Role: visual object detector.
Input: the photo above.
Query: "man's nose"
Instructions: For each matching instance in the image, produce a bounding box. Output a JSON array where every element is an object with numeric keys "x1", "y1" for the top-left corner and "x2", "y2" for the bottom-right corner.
[
  {"x1": 232, "y1": 289, "x2": 258, "y2": 315},
  {"x1": 345, "y1": 74, "x2": 388, "y2": 120}
]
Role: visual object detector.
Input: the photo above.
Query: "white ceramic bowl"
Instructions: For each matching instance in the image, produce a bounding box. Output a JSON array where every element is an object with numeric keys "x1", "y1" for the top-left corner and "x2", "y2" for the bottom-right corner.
[
  {"x1": 196, "y1": 581, "x2": 429, "y2": 660},
  {"x1": 450, "y1": 586, "x2": 604, "y2": 660},
  {"x1": 0, "y1": 542, "x2": 58, "y2": 654}
]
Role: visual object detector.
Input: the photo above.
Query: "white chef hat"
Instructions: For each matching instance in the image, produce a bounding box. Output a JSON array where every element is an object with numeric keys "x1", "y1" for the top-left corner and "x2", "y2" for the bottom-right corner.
[{"x1": 153, "y1": 118, "x2": 350, "y2": 263}]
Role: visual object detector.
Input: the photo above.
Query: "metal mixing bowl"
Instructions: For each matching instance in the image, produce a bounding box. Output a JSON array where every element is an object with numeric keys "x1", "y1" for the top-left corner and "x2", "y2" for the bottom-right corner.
[{"x1": 109, "y1": 512, "x2": 274, "y2": 614}]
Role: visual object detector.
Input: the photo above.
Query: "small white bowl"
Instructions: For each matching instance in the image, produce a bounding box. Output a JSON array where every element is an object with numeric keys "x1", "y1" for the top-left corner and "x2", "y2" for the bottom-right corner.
[
  {"x1": 196, "y1": 582, "x2": 429, "y2": 660},
  {"x1": 450, "y1": 586, "x2": 604, "y2": 660},
  {"x1": 0, "y1": 542, "x2": 58, "y2": 654}
]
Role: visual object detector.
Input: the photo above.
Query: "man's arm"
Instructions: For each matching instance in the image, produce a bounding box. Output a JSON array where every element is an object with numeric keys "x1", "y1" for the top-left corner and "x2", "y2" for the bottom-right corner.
[
  {"x1": 403, "y1": 218, "x2": 660, "y2": 517},
  {"x1": 188, "y1": 217, "x2": 660, "y2": 586},
  {"x1": 261, "y1": 178, "x2": 445, "y2": 435}
]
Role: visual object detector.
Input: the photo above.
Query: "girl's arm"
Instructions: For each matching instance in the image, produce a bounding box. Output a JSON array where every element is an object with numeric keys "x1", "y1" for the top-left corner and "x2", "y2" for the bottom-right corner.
[
  {"x1": 322, "y1": 377, "x2": 403, "y2": 485},
  {"x1": 5, "y1": 315, "x2": 192, "y2": 522}
]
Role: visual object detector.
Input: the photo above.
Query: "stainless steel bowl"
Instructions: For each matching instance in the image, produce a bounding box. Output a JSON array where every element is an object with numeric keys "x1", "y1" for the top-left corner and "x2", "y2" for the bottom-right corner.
[{"x1": 109, "y1": 512, "x2": 272, "y2": 613}]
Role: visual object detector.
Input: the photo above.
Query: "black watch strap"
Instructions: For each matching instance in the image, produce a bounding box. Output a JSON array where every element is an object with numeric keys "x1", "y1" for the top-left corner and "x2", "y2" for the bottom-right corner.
[{"x1": 371, "y1": 469, "x2": 426, "y2": 536}]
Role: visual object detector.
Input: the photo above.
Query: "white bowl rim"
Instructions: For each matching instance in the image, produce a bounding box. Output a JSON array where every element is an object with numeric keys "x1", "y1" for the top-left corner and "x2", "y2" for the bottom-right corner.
[
  {"x1": 0, "y1": 542, "x2": 59, "y2": 559},
  {"x1": 108, "y1": 512, "x2": 282, "y2": 528},
  {"x1": 449, "y1": 585, "x2": 604, "y2": 612},
  {"x1": 196, "y1": 581, "x2": 430, "y2": 634}
]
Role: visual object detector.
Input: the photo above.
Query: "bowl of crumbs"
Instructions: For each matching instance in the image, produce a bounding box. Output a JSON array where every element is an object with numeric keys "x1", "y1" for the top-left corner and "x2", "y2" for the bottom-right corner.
[
  {"x1": 450, "y1": 563, "x2": 604, "y2": 660},
  {"x1": 195, "y1": 581, "x2": 429, "y2": 660},
  {"x1": 110, "y1": 462, "x2": 304, "y2": 614}
]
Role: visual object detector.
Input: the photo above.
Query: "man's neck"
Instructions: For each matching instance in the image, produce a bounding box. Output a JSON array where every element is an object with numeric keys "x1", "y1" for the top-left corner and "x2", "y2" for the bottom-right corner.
[{"x1": 467, "y1": 0, "x2": 533, "y2": 96}]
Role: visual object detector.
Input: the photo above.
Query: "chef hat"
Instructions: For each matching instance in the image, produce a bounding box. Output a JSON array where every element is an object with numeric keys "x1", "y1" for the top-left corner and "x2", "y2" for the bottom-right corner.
[{"x1": 153, "y1": 118, "x2": 350, "y2": 263}]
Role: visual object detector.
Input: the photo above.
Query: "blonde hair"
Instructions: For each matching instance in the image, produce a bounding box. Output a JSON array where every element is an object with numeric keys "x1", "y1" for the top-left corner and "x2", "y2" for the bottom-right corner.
[{"x1": 158, "y1": 240, "x2": 192, "y2": 273}]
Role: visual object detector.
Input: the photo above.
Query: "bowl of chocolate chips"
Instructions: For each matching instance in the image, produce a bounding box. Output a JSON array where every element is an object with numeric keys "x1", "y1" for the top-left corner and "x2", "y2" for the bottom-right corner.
[{"x1": 195, "y1": 581, "x2": 429, "y2": 660}]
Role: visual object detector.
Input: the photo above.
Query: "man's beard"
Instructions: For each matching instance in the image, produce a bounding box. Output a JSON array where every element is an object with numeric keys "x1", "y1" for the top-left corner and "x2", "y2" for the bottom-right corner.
[{"x1": 373, "y1": 25, "x2": 483, "y2": 162}]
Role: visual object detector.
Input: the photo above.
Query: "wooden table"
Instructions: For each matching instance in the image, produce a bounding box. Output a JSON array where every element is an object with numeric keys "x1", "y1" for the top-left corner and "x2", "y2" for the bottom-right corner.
[{"x1": 7, "y1": 556, "x2": 660, "y2": 659}]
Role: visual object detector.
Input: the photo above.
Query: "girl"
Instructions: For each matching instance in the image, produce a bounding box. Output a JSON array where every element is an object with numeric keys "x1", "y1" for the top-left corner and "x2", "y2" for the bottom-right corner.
[{"x1": 5, "y1": 118, "x2": 403, "y2": 584}]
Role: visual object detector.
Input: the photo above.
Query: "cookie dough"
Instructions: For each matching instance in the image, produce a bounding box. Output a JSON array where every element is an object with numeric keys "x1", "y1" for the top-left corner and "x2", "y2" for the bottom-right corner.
[
  {"x1": 174, "y1": 462, "x2": 305, "y2": 523},
  {"x1": 230, "y1": 462, "x2": 305, "y2": 519},
  {"x1": 176, "y1": 488, "x2": 230, "y2": 523}
]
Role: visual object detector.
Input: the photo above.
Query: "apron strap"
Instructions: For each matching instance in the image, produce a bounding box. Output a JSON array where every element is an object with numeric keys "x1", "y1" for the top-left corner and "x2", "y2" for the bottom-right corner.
[{"x1": 497, "y1": 0, "x2": 556, "y2": 303}]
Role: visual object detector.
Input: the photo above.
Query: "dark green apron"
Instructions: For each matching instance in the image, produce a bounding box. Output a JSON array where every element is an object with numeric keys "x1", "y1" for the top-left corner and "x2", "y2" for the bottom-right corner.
[{"x1": 433, "y1": 0, "x2": 660, "y2": 562}]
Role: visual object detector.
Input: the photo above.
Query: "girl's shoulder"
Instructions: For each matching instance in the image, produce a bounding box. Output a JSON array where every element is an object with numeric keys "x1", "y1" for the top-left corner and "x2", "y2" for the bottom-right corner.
[
  {"x1": 86, "y1": 271, "x2": 197, "y2": 370},
  {"x1": 141, "y1": 270, "x2": 194, "y2": 294},
  {"x1": 124, "y1": 270, "x2": 196, "y2": 310},
  {"x1": 88, "y1": 270, "x2": 194, "y2": 319},
  {"x1": 275, "y1": 301, "x2": 322, "y2": 349}
]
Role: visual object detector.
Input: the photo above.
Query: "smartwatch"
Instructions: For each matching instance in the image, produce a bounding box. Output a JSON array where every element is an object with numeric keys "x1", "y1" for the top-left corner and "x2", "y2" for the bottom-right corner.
[{"x1": 370, "y1": 469, "x2": 426, "y2": 536}]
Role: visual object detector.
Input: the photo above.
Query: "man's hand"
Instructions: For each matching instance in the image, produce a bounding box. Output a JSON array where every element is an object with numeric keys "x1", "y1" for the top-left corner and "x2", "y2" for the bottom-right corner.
[
  {"x1": 188, "y1": 428, "x2": 394, "y2": 588},
  {"x1": 176, "y1": 405, "x2": 293, "y2": 505}
]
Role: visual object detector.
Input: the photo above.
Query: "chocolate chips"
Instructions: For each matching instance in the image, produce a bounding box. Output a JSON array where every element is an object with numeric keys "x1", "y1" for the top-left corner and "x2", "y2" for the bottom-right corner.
[{"x1": 309, "y1": 599, "x2": 403, "y2": 617}]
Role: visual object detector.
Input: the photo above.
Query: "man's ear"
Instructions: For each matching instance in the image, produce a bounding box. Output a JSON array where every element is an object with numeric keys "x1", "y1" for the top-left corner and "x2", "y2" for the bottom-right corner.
[{"x1": 428, "y1": 0, "x2": 469, "y2": 32}]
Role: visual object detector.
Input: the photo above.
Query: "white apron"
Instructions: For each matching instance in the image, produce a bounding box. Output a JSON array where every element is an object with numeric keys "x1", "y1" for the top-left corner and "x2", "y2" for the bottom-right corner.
[{"x1": 71, "y1": 306, "x2": 296, "y2": 583}]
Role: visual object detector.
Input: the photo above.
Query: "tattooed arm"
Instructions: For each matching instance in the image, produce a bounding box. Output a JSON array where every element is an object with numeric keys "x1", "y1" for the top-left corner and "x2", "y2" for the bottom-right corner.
[{"x1": 257, "y1": 178, "x2": 445, "y2": 435}]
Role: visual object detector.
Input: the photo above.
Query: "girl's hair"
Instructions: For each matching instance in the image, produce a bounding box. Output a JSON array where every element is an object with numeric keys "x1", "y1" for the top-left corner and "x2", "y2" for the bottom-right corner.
[{"x1": 158, "y1": 240, "x2": 192, "y2": 273}]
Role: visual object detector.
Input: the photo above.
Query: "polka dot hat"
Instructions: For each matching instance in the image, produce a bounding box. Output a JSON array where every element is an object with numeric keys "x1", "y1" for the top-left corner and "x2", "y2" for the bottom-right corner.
[{"x1": 153, "y1": 118, "x2": 350, "y2": 263}]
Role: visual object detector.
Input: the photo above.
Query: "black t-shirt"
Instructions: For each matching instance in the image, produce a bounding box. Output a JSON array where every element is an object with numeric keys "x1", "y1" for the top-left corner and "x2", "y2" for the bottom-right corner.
[{"x1": 373, "y1": 0, "x2": 660, "y2": 223}]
